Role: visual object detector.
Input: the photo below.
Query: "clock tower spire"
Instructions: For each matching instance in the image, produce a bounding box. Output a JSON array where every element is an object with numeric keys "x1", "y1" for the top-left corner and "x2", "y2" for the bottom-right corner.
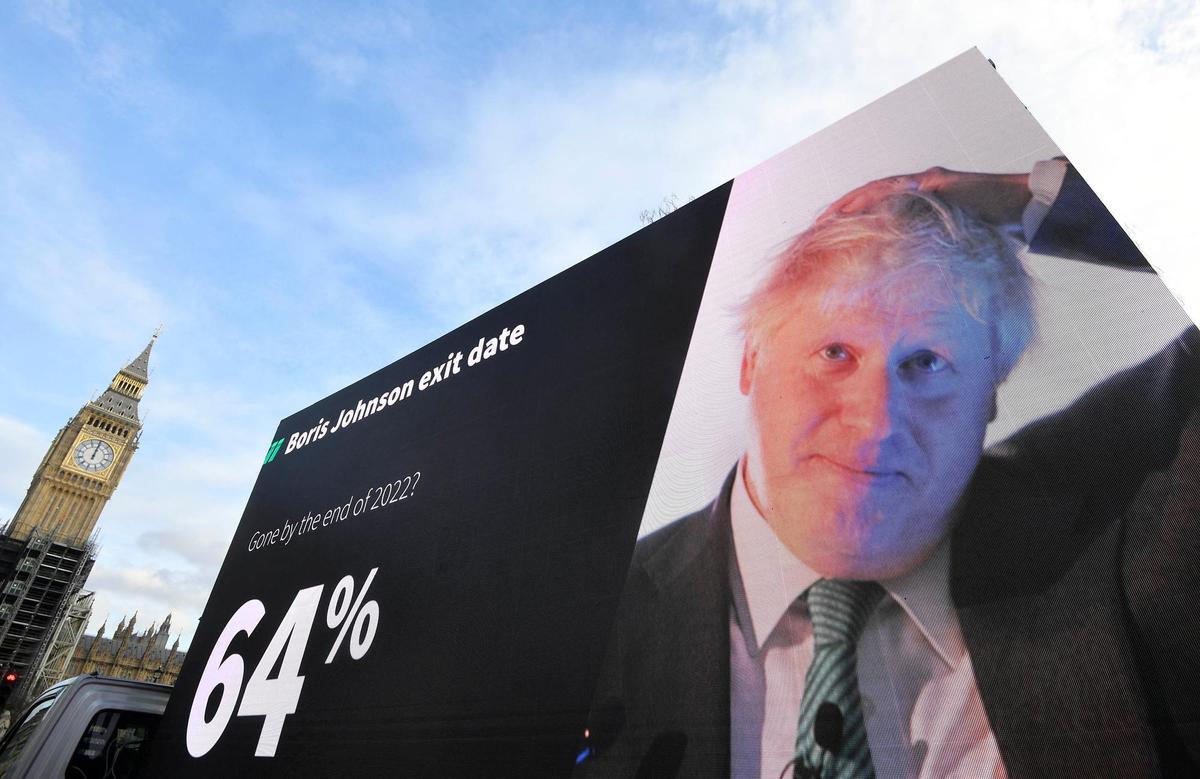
[{"x1": 6, "y1": 333, "x2": 156, "y2": 545}]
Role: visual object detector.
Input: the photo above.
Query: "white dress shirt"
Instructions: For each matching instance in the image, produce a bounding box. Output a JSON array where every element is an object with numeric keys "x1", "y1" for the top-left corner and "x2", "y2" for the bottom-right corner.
[{"x1": 727, "y1": 464, "x2": 1007, "y2": 779}]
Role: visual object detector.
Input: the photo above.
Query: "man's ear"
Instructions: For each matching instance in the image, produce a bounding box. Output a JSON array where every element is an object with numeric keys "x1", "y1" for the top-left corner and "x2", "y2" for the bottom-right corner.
[{"x1": 740, "y1": 339, "x2": 757, "y2": 396}]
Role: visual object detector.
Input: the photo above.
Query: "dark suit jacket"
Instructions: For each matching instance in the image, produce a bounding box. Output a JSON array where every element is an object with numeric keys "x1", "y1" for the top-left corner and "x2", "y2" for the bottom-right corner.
[
  {"x1": 578, "y1": 166, "x2": 1200, "y2": 777},
  {"x1": 580, "y1": 329, "x2": 1199, "y2": 779}
]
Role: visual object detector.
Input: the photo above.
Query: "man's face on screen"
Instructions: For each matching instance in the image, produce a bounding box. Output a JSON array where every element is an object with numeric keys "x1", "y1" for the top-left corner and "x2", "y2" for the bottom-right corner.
[{"x1": 740, "y1": 261, "x2": 997, "y2": 579}]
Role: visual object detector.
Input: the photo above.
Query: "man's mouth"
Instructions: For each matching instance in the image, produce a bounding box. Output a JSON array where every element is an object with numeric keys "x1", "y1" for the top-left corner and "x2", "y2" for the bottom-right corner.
[{"x1": 807, "y1": 454, "x2": 911, "y2": 484}]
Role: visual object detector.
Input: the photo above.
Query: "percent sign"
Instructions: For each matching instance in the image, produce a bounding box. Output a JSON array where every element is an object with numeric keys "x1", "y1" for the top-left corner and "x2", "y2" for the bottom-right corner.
[
  {"x1": 186, "y1": 567, "x2": 382, "y2": 759},
  {"x1": 325, "y1": 568, "x2": 379, "y2": 662}
]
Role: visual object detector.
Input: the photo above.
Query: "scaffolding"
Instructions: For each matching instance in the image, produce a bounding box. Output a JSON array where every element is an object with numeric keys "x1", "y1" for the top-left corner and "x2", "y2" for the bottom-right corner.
[
  {"x1": 0, "y1": 528, "x2": 96, "y2": 708},
  {"x1": 30, "y1": 590, "x2": 95, "y2": 693}
]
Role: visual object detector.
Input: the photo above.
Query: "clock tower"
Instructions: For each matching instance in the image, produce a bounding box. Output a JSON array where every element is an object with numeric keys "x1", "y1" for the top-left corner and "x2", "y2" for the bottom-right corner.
[
  {"x1": 0, "y1": 334, "x2": 156, "y2": 704},
  {"x1": 7, "y1": 334, "x2": 155, "y2": 545}
]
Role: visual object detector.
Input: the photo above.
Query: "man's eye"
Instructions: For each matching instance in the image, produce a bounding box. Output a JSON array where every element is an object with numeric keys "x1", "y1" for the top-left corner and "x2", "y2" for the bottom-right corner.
[
  {"x1": 904, "y1": 350, "x2": 947, "y2": 373},
  {"x1": 820, "y1": 344, "x2": 850, "y2": 361}
]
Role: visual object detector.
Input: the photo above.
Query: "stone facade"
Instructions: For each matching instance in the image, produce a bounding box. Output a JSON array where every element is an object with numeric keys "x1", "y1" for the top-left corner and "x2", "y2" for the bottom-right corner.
[{"x1": 68, "y1": 612, "x2": 185, "y2": 685}]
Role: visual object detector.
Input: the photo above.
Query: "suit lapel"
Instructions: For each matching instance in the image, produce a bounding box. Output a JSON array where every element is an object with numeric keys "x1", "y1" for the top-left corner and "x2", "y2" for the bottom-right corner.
[
  {"x1": 952, "y1": 460, "x2": 1159, "y2": 778},
  {"x1": 636, "y1": 473, "x2": 734, "y2": 777}
]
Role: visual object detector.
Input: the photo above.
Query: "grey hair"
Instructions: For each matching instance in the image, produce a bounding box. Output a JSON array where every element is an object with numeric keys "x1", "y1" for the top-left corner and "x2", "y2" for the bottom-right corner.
[{"x1": 740, "y1": 190, "x2": 1035, "y2": 381}]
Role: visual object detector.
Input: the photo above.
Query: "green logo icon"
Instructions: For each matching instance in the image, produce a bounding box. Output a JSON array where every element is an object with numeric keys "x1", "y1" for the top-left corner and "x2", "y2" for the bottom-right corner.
[{"x1": 263, "y1": 438, "x2": 285, "y2": 464}]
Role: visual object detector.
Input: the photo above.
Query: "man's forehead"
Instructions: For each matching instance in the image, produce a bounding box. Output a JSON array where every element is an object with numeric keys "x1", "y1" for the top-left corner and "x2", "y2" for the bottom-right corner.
[{"x1": 792, "y1": 263, "x2": 983, "y2": 326}]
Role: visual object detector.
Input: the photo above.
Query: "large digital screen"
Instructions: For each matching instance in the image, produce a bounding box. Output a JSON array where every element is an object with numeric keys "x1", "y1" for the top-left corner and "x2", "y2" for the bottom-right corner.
[{"x1": 142, "y1": 50, "x2": 1199, "y2": 778}]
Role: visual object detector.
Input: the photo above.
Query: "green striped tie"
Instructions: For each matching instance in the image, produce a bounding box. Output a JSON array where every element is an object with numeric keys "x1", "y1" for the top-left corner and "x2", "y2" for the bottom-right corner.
[{"x1": 793, "y1": 579, "x2": 885, "y2": 779}]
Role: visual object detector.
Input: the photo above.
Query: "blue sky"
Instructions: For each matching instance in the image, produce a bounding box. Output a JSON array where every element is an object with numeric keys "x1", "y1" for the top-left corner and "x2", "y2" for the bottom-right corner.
[{"x1": 2, "y1": 0, "x2": 1198, "y2": 648}]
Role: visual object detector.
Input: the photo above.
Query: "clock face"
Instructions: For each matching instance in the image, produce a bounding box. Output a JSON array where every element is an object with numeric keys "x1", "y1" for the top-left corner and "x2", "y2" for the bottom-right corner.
[{"x1": 73, "y1": 438, "x2": 115, "y2": 472}]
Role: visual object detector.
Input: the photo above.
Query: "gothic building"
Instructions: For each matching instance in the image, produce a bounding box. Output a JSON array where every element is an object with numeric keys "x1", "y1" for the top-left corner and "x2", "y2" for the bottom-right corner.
[
  {"x1": 67, "y1": 611, "x2": 185, "y2": 685},
  {"x1": 0, "y1": 335, "x2": 156, "y2": 705}
]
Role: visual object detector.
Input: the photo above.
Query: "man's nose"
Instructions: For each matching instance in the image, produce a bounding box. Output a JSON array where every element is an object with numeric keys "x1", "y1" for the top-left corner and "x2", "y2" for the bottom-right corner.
[{"x1": 837, "y1": 365, "x2": 899, "y2": 441}]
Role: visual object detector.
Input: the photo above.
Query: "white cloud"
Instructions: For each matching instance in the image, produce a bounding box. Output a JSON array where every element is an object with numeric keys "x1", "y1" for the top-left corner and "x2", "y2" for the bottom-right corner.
[
  {"x1": 226, "y1": 1, "x2": 415, "y2": 92},
  {"x1": 223, "y1": 0, "x2": 1200, "y2": 329},
  {"x1": 0, "y1": 416, "x2": 48, "y2": 519},
  {"x1": 87, "y1": 565, "x2": 212, "y2": 611},
  {"x1": 22, "y1": 0, "x2": 82, "y2": 42},
  {"x1": 0, "y1": 103, "x2": 170, "y2": 346},
  {"x1": 21, "y1": 0, "x2": 188, "y2": 124},
  {"x1": 137, "y1": 527, "x2": 230, "y2": 570},
  {"x1": 6, "y1": 248, "x2": 169, "y2": 345},
  {"x1": 85, "y1": 565, "x2": 210, "y2": 644}
]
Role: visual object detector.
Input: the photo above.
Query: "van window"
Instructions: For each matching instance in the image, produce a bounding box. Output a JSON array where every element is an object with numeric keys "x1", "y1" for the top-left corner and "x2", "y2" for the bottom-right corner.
[
  {"x1": 66, "y1": 709, "x2": 160, "y2": 779},
  {"x1": 0, "y1": 695, "x2": 59, "y2": 777}
]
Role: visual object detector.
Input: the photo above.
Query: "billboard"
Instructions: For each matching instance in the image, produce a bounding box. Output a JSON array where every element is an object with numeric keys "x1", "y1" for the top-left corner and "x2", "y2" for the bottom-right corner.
[{"x1": 142, "y1": 50, "x2": 1199, "y2": 778}]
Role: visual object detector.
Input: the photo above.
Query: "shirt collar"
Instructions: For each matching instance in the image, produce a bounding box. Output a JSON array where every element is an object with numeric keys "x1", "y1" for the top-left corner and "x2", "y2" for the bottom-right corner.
[
  {"x1": 729, "y1": 461, "x2": 819, "y2": 654},
  {"x1": 728, "y1": 459, "x2": 963, "y2": 669}
]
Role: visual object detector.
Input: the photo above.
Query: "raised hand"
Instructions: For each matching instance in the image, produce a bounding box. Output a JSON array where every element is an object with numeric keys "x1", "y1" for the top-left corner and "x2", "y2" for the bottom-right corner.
[{"x1": 818, "y1": 166, "x2": 1032, "y2": 230}]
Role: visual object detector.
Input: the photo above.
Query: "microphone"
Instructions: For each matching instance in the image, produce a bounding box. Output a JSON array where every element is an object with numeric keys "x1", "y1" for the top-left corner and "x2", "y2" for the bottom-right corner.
[
  {"x1": 814, "y1": 702, "x2": 844, "y2": 756},
  {"x1": 784, "y1": 702, "x2": 845, "y2": 779},
  {"x1": 635, "y1": 731, "x2": 687, "y2": 779}
]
